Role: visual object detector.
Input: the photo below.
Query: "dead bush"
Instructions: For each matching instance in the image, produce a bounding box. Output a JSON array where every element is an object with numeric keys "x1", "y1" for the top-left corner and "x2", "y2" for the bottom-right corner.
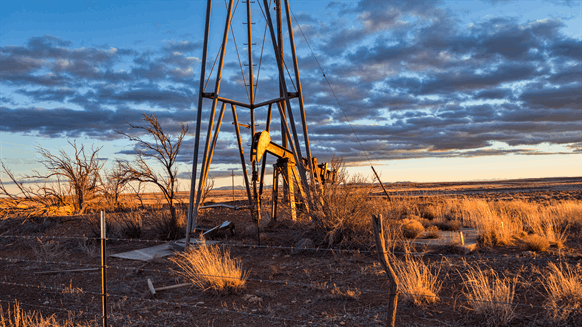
[
  {"x1": 31, "y1": 238, "x2": 69, "y2": 261},
  {"x1": 311, "y1": 157, "x2": 382, "y2": 248}
]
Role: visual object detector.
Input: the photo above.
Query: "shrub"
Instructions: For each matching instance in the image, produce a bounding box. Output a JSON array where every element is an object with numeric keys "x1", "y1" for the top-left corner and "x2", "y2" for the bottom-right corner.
[
  {"x1": 433, "y1": 219, "x2": 462, "y2": 232},
  {"x1": 461, "y1": 266, "x2": 517, "y2": 326},
  {"x1": 31, "y1": 238, "x2": 68, "y2": 261},
  {"x1": 392, "y1": 255, "x2": 442, "y2": 305},
  {"x1": 401, "y1": 218, "x2": 425, "y2": 239},
  {"x1": 152, "y1": 209, "x2": 184, "y2": 240},
  {"x1": 170, "y1": 240, "x2": 247, "y2": 293},
  {"x1": 542, "y1": 262, "x2": 582, "y2": 323},
  {"x1": 114, "y1": 211, "x2": 142, "y2": 239},
  {"x1": 424, "y1": 225, "x2": 440, "y2": 239},
  {"x1": 311, "y1": 157, "x2": 383, "y2": 247},
  {"x1": 521, "y1": 234, "x2": 549, "y2": 252}
]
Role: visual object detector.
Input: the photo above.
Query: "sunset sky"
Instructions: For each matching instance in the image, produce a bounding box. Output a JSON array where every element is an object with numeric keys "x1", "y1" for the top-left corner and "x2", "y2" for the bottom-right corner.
[{"x1": 1, "y1": 0, "x2": 580, "y2": 191}]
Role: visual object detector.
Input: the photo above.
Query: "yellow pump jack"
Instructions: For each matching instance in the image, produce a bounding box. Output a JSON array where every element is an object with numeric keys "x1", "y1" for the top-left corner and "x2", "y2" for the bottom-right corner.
[{"x1": 251, "y1": 131, "x2": 336, "y2": 221}]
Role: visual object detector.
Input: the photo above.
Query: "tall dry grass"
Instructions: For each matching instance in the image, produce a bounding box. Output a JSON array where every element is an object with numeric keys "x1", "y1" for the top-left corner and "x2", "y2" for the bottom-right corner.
[
  {"x1": 542, "y1": 262, "x2": 582, "y2": 323},
  {"x1": 461, "y1": 266, "x2": 517, "y2": 326},
  {"x1": 391, "y1": 255, "x2": 442, "y2": 305},
  {"x1": 170, "y1": 239, "x2": 247, "y2": 293}
]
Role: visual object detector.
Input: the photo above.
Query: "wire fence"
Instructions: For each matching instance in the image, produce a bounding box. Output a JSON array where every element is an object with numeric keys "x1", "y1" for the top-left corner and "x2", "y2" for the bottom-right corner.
[
  {"x1": 2, "y1": 234, "x2": 580, "y2": 265},
  {"x1": 2, "y1": 230, "x2": 582, "y2": 327}
]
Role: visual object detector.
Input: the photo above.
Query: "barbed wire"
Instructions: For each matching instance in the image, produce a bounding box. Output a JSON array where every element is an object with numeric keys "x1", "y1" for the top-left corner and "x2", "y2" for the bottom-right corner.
[
  {"x1": 2, "y1": 234, "x2": 580, "y2": 265},
  {"x1": 1, "y1": 281, "x2": 336, "y2": 326},
  {"x1": 0, "y1": 298, "x2": 221, "y2": 327},
  {"x1": 3, "y1": 267, "x2": 582, "y2": 314}
]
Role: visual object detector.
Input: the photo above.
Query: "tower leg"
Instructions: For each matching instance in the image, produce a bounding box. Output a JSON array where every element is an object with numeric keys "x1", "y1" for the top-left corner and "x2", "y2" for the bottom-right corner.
[{"x1": 272, "y1": 164, "x2": 279, "y2": 221}]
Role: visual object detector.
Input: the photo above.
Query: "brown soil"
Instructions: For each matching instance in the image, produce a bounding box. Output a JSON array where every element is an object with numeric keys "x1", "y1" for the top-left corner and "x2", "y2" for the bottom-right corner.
[{"x1": 1, "y1": 177, "x2": 581, "y2": 326}]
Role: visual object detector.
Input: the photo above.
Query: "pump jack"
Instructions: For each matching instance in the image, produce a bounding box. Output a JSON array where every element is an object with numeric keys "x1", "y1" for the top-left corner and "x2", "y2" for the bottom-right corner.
[{"x1": 185, "y1": 0, "x2": 336, "y2": 246}]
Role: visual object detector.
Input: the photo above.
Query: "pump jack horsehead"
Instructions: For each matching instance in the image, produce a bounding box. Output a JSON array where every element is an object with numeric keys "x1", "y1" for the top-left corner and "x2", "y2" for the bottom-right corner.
[{"x1": 185, "y1": 0, "x2": 337, "y2": 246}]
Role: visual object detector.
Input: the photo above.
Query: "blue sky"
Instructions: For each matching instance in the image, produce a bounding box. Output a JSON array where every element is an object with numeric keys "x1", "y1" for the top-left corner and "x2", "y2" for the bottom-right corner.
[{"x1": 1, "y1": 0, "x2": 581, "y2": 191}]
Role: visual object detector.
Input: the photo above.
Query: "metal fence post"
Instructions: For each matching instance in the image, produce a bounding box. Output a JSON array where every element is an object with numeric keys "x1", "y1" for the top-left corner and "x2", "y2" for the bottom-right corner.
[{"x1": 100, "y1": 210, "x2": 108, "y2": 327}]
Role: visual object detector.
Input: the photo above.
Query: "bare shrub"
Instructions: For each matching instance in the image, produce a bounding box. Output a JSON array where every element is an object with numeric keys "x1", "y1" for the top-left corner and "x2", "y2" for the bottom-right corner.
[
  {"x1": 31, "y1": 238, "x2": 68, "y2": 261},
  {"x1": 542, "y1": 262, "x2": 582, "y2": 323},
  {"x1": 151, "y1": 209, "x2": 184, "y2": 240},
  {"x1": 311, "y1": 156, "x2": 382, "y2": 247},
  {"x1": 99, "y1": 160, "x2": 128, "y2": 210},
  {"x1": 117, "y1": 113, "x2": 188, "y2": 222},
  {"x1": 0, "y1": 162, "x2": 72, "y2": 217},
  {"x1": 521, "y1": 234, "x2": 549, "y2": 252},
  {"x1": 170, "y1": 240, "x2": 247, "y2": 293},
  {"x1": 461, "y1": 266, "x2": 517, "y2": 326},
  {"x1": 112, "y1": 211, "x2": 143, "y2": 239},
  {"x1": 392, "y1": 255, "x2": 442, "y2": 305},
  {"x1": 31, "y1": 141, "x2": 104, "y2": 214}
]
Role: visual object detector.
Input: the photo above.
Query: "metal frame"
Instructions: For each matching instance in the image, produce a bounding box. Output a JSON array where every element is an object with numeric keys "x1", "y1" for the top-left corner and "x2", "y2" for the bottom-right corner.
[{"x1": 186, "y1": 0, "x2": 315, "y2": 245}]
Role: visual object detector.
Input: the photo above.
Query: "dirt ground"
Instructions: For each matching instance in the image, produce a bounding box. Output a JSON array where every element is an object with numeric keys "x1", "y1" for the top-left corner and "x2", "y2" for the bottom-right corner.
[{"x1": 1, "y1": 177, "x2": 581, "y2": 326}]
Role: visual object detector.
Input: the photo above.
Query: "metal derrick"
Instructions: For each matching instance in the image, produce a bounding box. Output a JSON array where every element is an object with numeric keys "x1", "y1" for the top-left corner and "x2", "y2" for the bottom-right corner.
[{"x1": 186, "y1": 0, "x2": 335, "y2": 246}]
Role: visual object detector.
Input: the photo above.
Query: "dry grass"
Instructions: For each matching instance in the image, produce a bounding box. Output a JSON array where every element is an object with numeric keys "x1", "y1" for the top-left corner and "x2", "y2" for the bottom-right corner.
[
  {"x1": 170, "y1": 239, "x2": 247, "y2": 293},
  {"x1": 542, "y1": 262, "x2": 582, "y2": 323},
  {"x1": 461, "y1": 266, "x2": 517, "y2": 326},
  {"x1": 0, "y1": 302, "x2": 90, "y2": 327},
  {"x1": 392, "y1": 255, "x2": 442, "y2": 306}
]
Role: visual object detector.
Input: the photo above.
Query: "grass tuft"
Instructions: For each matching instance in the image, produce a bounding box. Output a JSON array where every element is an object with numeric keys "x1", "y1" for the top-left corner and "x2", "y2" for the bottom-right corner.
[
  {"x1": 461, "y1": 266, "x2": 517, "y2": 326},
  {"x1": 542, "y1": 262, "x2": 582, "y2": 323},
  {"x1": 392, "y1": 255, "x2": 442, "y2": 306},
  {"x1": 170, "y1": 239, "x2": 247, "y2": 294}
]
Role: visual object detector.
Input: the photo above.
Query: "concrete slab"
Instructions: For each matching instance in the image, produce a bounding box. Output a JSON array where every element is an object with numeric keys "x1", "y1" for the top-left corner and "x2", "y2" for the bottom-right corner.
[
  {"x1": 409, "y1": 228, "x2": 479, "y2": 253},
  {"x1": 110, "y1": 238, "x2": 220, "y2": 261}
]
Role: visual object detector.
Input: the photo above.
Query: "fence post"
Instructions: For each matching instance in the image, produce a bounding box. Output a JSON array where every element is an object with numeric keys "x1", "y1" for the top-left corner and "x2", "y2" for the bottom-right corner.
[
  {"x1": 100, "y1": 210, "x2": 108, "y2": 327},
  {"x1": 372, "y1": 214, "x2": 399, "y2": 327}
]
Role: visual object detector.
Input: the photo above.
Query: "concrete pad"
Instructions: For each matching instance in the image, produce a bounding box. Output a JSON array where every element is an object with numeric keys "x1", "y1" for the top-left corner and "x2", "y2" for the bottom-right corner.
[
  {"x1": 110, "y1": 238, "x2": 220, "y2": 261},
  {"x1": 409, "y1": 228, "x2": 479, "y2": 253}
]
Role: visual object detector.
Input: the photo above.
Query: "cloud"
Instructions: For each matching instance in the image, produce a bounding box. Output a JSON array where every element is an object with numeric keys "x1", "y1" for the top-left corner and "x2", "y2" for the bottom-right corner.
[{"x1": 1, "y1": 1, "x2": 580, "y2": 169}]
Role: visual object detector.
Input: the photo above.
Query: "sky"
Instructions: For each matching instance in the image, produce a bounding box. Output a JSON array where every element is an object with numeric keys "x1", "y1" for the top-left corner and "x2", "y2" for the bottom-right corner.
[{"x1": 1, "y1": 0, "x2": 581, "y2": 192}]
